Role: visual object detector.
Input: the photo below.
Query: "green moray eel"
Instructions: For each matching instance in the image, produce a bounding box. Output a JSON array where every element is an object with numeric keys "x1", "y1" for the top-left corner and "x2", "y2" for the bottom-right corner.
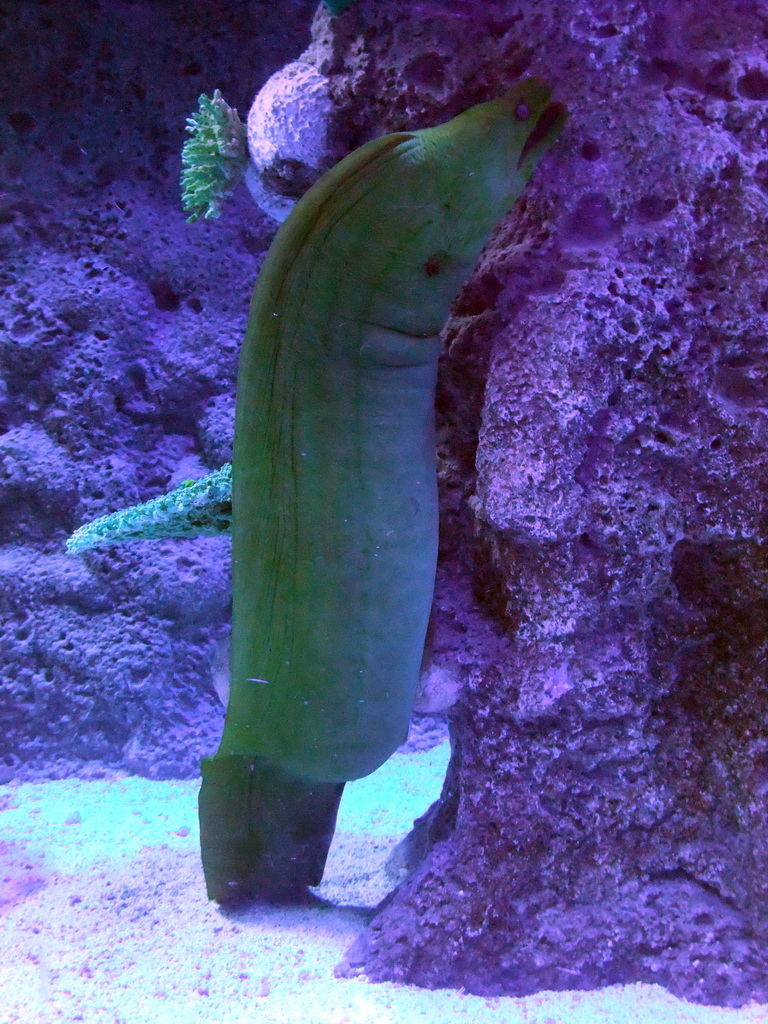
[
  {"x1": 67, "y1": 80, "x2": 565, "y2": 901},
  {"x1": 223, "y1": 79, "x2": 565, "y2": 780},
  {"x1": 198, "y1": 79, "x2": 565, "y2": 902}
]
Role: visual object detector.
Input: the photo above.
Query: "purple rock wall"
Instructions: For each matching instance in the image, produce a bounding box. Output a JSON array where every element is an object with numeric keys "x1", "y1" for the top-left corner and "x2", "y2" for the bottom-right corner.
[
  {"x1": 0, "y1": 0, "x2": 316, "y2": 779},
  {"x1": 308, "y1": 0, "x2": 768, "y2": 1008}
]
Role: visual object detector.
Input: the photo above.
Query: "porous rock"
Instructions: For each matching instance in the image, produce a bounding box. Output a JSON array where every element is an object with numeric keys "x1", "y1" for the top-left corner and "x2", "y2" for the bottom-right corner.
[
  {"x1": 0, "y1": 0, "x2": 317, "y2": 779},
  {"x1": 244, "y1": 60, "x2": 335, "y2": 221},
  {"x1": 317, "y1": 0, "x2": 768, "y2": 1007}
]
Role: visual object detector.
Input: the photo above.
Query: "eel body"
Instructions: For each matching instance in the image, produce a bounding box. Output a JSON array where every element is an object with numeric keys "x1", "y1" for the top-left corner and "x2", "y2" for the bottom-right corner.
[{"x1": 220, "y1": 79, "x2": 565, "y2": 783}]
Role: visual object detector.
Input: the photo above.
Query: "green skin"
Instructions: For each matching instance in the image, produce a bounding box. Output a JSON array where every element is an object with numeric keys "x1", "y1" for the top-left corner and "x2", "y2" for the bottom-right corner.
[{"x1": 219, "y1": 79, "x2": 565, "y2": 784}]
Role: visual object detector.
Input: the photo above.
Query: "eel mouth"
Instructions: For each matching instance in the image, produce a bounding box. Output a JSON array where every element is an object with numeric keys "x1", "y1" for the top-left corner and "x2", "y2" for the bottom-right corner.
[{"x1": 517, "y1": 100, "x2": 568, "y2": 169}]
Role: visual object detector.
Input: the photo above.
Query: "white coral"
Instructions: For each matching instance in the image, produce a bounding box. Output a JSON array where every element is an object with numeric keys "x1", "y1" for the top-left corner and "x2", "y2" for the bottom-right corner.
[{"x1": 244, "y1": 61, "x2": 333, "y2": 222}]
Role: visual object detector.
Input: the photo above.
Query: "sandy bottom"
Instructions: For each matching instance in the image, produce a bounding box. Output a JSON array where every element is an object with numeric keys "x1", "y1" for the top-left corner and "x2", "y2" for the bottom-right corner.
[{"x1": 1, "y1": 743, "x2": 766, "y2": 1024}]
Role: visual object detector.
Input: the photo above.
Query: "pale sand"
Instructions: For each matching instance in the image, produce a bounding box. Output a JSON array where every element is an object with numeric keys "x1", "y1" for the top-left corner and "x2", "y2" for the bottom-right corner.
[{"x1": 1, "y1": 744, "x2": 766, "y2": 1024}]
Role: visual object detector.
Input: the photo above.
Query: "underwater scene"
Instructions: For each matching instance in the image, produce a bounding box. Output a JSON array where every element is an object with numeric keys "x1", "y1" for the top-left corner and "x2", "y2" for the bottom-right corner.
[{"x1": 2, "y1": 1, "x2": 768, "y2": 1021}]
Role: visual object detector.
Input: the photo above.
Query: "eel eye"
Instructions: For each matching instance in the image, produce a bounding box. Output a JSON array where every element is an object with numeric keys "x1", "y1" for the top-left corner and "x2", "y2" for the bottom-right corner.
[{"x1": 515, "y1": 103, "x2": 530, "y2": 121}]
